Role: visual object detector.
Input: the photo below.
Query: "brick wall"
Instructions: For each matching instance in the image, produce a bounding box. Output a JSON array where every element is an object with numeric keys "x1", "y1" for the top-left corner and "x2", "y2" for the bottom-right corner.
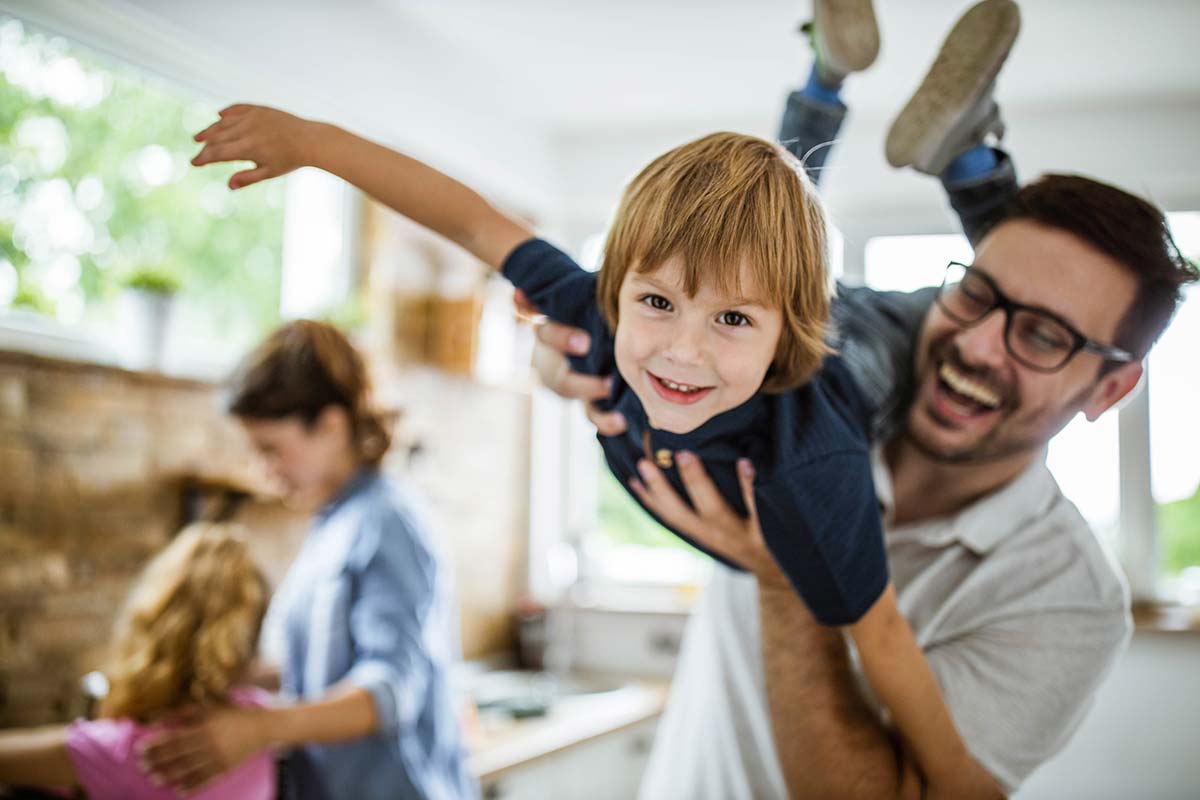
[{"x1": 0, "y1": 349, "x2": 528, "y2": 726}]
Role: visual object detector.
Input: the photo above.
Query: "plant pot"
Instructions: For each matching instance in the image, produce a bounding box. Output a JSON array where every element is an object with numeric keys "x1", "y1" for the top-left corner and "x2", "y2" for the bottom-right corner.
[{"x1": 118, "y1": 288, "x2": 175, "y2": 371}]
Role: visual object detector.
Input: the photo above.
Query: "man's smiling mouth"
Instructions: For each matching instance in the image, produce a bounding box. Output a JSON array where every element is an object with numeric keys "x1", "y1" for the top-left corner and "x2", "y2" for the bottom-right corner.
[{"x1": 933, "y1": 362, "x2": 1004, "y2": 420}]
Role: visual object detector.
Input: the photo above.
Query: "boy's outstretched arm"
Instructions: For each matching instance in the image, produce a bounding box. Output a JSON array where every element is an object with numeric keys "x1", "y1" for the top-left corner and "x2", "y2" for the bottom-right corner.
[{"x1": 192, "y1": 104, "x2": 532, "y2": 269}]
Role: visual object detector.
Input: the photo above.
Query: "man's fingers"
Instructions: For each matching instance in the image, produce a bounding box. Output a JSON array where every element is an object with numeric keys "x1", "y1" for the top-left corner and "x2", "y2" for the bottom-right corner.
[
  {"x1": 674, "y1": 451, "x2": 734, "y2": 523},
  {"x1": 534, "y1": 318, "x2": 591, "y2": 356},
  {"x1": 635, "y1": 459, "x2": 700, "y2": 533},
  {"x1": 513, "y1": 289, "x2": 539, "y2": 316},
  {"x1": 736, "y1": 458, "x2": 759, "y2": 525},
  {"x1": 585, "y1": 404, "x2": 627, "y2": 437},
  {"x1": 557, "y1": 370, "x2": 612, "y2": 402}
]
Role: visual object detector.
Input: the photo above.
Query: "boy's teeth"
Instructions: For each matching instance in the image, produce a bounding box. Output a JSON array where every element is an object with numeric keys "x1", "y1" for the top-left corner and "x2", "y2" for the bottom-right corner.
[
  {"x1": 661, "y1": 377, "x2": 700, "y2": 393},
  {"x1": 939, "y1": 363, "x2": 1001, "y2": 409}
]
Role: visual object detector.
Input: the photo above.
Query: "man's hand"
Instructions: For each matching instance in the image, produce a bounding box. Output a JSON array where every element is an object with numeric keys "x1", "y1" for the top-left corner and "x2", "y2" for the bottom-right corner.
[
  {"x1": 193, "y1": 104, "x2": 320, "y2": 189},
  {"x1": 137, "y1": 706, "x2": 268, "y2": 792},
  {"x1": 515, "y1": 290, "x2": 627, "y2": 437},
  {"x1": 629, "y1": 451, "x2": 790, "y2": 591}
]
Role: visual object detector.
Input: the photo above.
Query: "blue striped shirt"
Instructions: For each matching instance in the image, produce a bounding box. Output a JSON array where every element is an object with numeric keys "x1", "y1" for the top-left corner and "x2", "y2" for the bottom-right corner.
[{"x1": 269, "y1": 469, "x2": 477, "y2": 800}]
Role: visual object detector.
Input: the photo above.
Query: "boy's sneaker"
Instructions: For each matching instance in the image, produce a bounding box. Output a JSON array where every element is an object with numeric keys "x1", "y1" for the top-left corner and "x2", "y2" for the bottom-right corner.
[
  {"x1": 885, "y1": 0, "x2": 1021, "y2": 176},
  {"x1": 802, "y1": 0, "x2": 880, "y2": 86}
]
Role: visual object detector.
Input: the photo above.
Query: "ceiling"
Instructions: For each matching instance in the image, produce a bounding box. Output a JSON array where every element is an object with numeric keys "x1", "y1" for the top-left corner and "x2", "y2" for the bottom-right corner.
[
  {"x1": 384, "y1": 0, "x2": 1199, "y2": 129},
  {"x1": 98, "y1": 0, "x2": 1200, "y2": 134}
]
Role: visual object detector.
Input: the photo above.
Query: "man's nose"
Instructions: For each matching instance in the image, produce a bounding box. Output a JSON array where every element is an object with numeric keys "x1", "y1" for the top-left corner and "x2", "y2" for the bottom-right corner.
[{"x1": 953, "y1": 308, "x2": 1009, "y2": 369}]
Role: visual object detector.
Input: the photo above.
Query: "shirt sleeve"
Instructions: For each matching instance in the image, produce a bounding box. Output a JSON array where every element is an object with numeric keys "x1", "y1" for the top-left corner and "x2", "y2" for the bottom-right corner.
[
  {"x1": 924, "y1": 604, "x2": 1130, "y2": 793},
  {"x1": 65, "y1": 719, "x2": 134, "y2": 800},
  {"x1": 831, "y1": 284, "x2": 936, "y2": 441},
  {"x1": 501, "y1": 237, "x2": 613, "y2": 376},
  {"x1": 342, "y1": 507, "x2": 439, "y2": 735},
  {"x1": 754, "y1": 451, "x2": 889, "y2": 626}
]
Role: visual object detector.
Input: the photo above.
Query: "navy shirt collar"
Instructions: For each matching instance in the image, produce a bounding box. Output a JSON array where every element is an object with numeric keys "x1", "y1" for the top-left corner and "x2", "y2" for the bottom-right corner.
[{"x1": 624, "y1": 384, "x2": 768, "y2": 452}]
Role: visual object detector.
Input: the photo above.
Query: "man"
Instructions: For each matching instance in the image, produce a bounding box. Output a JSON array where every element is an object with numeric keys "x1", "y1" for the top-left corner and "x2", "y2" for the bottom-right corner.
[{"x1": 525, "y1": 1, "x2": 1197, "y2": 797}]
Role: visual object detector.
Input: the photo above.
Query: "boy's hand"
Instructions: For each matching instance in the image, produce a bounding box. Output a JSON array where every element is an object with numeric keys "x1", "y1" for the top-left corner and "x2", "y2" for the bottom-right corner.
[
  {"x1": 192, "y1": 104, "x2": 319, "y2": 190},
  {"x1": 515, "y1": 291, "x2": 627, "y2": 437},
  {"x1": 629, "y1": 452, "x2": 790, "y2": 591}
]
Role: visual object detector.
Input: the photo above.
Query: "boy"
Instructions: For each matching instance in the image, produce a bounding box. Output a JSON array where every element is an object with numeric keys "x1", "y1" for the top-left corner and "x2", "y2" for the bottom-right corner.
[{"x1": 189, "y1": 98, "x2": 995, "y2": 794}]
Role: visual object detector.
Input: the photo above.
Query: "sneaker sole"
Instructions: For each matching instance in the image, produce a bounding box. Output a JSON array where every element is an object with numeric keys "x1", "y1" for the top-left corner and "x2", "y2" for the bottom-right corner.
[
  {"x1": 814, "y1": 0, "x2": 880, "y2": 73},
  {"x1": 885, "y1": 0, "x2": 1020, "y2": 172}
]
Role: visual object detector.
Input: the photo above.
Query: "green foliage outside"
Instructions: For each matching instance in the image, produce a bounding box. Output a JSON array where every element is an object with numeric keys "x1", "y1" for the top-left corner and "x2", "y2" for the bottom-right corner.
[
  {"x1": 122, "y1": 264, "x2": 181, "y2": 294},
  {"x1": 1161, "y1": 483, "x2": 1200, "y2": 576},
  {"x1": 596, "y1": 453, "x2": 702, "y2": 555},
  {"x1": 0, "y1": 16, "x2": 283, "y2": 336}
]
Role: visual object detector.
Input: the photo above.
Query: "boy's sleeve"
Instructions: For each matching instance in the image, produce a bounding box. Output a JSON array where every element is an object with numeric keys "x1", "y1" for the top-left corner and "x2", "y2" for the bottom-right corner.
[
  {"x1": 501, "y1": 237, "x2": 612, "y2": 376},
  {"x1": 754, "y1": 450, "x2": 888, "y2": 626}
]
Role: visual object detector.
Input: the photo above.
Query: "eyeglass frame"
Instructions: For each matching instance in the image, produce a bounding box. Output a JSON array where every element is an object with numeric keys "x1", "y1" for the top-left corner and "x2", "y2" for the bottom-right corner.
[{"x1": 934, "y1": 261, "x2": 1137, "y2": 373}]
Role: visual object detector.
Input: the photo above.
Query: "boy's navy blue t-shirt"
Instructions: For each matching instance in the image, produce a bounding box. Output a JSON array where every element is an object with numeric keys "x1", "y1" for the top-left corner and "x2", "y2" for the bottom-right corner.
[{"x1": 504, "y1": 238, "x2": 894, "y2": 626}]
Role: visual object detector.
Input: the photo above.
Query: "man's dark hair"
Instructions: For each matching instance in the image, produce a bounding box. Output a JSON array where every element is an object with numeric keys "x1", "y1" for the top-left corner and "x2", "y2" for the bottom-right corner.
[{"x1": 1002, "y1": 174, "x2": 1198, "y2": 360}]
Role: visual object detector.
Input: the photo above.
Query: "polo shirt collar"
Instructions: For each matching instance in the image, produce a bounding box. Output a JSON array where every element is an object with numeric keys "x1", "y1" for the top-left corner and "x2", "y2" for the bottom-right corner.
[{"x1": 874, "y1": 446, "x2": 1060, "y2": 555}]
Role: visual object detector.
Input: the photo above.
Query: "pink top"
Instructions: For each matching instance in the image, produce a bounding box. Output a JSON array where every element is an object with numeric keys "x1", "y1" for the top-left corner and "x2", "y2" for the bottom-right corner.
[{"x1": 65, "y1": 686, "x2": 275, "y2": 800}]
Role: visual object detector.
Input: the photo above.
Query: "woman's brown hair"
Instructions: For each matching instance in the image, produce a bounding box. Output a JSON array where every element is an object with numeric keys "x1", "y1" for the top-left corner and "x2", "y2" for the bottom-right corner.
[
  {"x1": 226, "y1": 319, "x2": 392, "y2": 465},
  {"x1": 100, "y1": 523, "x2": 269, "y2": 722}
]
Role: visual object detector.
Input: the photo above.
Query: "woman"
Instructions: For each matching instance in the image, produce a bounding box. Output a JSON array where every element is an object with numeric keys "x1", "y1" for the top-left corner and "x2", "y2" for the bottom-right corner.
[
  {"x1": 0, "y1": 523, "x2": 275, "y2": 800},
  {"x1": 139, "y1": 320, "x2": 476, "y2": 800}
]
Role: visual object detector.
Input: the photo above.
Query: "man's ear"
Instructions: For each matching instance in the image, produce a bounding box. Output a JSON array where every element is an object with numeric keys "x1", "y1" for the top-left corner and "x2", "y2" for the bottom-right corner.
[{"x1": 1083, "y1": 361, "x2": 1144, "y2": 422}]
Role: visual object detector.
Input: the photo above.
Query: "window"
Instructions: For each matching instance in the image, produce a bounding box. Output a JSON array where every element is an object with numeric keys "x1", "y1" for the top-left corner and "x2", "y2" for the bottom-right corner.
[
  {"x1": 1153, "y1": 213, "x2": 1200, "y2": 601},
  {"x1": 0, "y1": 16, "x2": 286, "y2": 371}
]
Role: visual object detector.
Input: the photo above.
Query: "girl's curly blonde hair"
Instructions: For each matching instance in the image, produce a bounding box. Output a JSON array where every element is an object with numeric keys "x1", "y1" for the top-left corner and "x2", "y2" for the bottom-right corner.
[{"x1": 99, "y1": 523, "x2": 270, "y2": 722}]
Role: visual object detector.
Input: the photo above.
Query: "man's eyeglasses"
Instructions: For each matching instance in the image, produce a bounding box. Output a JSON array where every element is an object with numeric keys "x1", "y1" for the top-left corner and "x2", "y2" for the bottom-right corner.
[{"x1": 935, "y1": 262, "x2": 1136, "y2": 373}]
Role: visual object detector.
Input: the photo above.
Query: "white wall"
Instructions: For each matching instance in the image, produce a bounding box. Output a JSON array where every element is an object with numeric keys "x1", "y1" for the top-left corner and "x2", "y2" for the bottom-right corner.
[{"x1": 1018, "y1": 632, "x2": 1200, "y2": 800}]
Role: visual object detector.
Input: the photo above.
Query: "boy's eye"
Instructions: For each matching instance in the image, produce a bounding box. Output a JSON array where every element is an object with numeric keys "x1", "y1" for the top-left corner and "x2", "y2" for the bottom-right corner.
[
  {"x1": 718, "y1": 311, "x2": 751, "y2": 327},
  {"x1": 640, "y1": 294, "x2": 672, "y2": 311}
]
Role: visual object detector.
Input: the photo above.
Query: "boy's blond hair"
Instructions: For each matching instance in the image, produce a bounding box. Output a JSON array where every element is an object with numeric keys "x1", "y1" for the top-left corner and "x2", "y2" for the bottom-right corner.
[
  {"x1": 100, "y1": 522, "x2": 269, "y2": 722},
  {"x1": 596, "y1": 131, "x2": 832, "y2": 393}
]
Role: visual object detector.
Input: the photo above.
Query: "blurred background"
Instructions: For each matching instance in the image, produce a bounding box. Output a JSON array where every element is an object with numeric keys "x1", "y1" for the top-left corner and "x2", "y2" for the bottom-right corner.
[{"x1": 0, "y1": 1, "x2": 1197, "y2": 797}]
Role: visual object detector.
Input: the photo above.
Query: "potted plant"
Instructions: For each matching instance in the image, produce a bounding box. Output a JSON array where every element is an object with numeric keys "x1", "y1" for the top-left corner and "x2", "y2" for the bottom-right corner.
[{"x1": 118, "y1": 265, "x2": 182, "y2": 371}]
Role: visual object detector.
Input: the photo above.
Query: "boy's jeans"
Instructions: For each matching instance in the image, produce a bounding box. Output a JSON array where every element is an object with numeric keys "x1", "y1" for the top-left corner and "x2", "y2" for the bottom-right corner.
[{"x1": 777, "y1": 90, "x2": 1019, "y2": 246}]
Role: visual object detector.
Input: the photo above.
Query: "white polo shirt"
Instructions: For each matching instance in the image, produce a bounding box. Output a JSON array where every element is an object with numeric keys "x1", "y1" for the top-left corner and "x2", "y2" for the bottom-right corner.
[{"x1": 639, "y1": 448, "x2": 1132, "y2": 798}]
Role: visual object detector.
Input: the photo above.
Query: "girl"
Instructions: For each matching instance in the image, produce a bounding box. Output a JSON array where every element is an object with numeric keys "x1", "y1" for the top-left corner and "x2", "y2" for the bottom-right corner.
[{"x1": 0, "y1": 523, "x2": 275, "y2": 800}]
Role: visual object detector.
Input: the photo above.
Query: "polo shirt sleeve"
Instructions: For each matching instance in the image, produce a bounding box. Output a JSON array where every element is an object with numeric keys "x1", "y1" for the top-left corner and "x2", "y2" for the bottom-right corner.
[
  {"x1": 501, "y1": 237, "x2": 612, "y2": 376},
  {"x1": 754, "y1": 450, "x2": 889, "y2": 626},
  {"x1": 923, "y1": 596, "x2": 1130, "y2": 793}
]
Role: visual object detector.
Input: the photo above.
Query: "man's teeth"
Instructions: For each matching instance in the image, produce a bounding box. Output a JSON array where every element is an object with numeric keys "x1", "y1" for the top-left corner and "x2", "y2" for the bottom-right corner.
[
  {"x1": 939, "y1": 363, "x2": 1001, "y2": 409},
  {"x1": 660, "y1": 377, "x2": 703, "y2": 394}
]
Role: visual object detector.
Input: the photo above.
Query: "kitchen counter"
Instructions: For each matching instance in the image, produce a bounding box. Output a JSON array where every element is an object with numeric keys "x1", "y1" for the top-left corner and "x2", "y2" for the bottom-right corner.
[{"x1": 467, "y1": 676, "x2": 669, "y2": 783}]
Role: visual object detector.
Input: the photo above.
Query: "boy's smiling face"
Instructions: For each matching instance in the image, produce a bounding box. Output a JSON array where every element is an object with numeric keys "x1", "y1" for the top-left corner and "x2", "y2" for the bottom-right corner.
[{"x1": 614, "y1": 254, "x2": 783, "y2": 434}]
